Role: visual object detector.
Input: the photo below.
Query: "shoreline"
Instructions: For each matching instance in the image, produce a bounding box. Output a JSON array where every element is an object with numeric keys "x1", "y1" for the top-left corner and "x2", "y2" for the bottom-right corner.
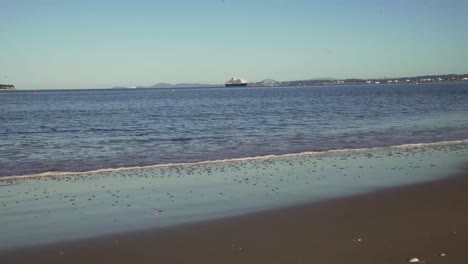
[
  {"x1": 2, "y1": 138, "x2": 468, "y2": 180},
  {"x1": 2, "y1": 170, "x2": 468, "y2": 264}
]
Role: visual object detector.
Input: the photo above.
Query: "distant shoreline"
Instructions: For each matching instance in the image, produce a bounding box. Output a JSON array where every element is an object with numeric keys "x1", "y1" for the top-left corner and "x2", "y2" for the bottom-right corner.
[
  {"x1": 6, "y1": 74, "x2": 468, "y2": 90},
  {"x1": 252, "y1": 73, "x2": 468, "y2": 87},
  {"x1": 0, "y1": 84, "x2": 15, "y2": 90},
  {"x1": 118, "y1": 74, "x2": 468, "y2": 89},
  {"x1": 123, "y1": 80, "x2": 468, "y2": 90}
]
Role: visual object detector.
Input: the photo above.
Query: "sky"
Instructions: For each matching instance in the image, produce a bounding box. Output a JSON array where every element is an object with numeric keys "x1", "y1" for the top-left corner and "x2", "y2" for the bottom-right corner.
[{"x1": 1, "y1": 0, "x2": 468, "y2": 89}]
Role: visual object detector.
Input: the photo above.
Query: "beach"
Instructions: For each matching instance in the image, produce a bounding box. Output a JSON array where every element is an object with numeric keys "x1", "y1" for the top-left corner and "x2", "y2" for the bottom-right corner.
[
  {"x1": 1, "y1": 168, "x2": 468, "y2": 264},
  {"x1": 1, "y1": 85, "x2": 468, "y2": 263},
  {"x1": 3, "y1": 0, "x2": 468, "y2": 262}
]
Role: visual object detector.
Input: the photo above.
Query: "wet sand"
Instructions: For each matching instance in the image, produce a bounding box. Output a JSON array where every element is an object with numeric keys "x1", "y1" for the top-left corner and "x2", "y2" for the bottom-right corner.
[{"x1": 2, "y1": 172, "x2": 468, "y2": 264}]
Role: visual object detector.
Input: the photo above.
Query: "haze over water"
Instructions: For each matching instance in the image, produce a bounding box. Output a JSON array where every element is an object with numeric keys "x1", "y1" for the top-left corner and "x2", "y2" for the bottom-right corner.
[{"x1": 1, "y1": 83, "x2": 468, "y2": 177}]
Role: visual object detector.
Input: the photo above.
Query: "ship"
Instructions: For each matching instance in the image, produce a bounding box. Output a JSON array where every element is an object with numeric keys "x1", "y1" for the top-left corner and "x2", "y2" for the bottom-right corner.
[{"x1": 225, "y1": 77, "x2": 248, "y2": 87}]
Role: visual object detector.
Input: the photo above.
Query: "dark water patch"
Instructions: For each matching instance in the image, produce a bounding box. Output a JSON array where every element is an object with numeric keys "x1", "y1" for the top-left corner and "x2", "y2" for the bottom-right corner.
[{"x1": 170, "y1": 137, "x2": 194, "y2": 142}]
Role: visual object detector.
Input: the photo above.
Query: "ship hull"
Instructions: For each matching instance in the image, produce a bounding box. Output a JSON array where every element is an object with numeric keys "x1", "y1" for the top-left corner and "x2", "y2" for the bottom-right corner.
[{"x1": 225, "y1": 83, "x2": 248, "y2": 87}]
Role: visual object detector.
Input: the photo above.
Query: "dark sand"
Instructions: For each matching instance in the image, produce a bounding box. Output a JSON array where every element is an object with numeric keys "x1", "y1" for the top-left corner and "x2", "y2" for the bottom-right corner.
[{"x1": 2, "y1": 173, "x2": 468, "y2": 264}]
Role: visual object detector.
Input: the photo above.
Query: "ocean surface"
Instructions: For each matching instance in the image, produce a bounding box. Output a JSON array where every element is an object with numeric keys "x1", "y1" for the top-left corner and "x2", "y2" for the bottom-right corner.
[
  {"x1": 1, "y1": 83, "x2": 468, "y2": 249},
  {"x1": 1, "y1": 83, "x2": 468, "y2": 177}
]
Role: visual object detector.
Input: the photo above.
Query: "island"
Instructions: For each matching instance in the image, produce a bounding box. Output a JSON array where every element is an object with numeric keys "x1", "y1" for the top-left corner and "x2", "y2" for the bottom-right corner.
[{"x1": 0, "y1": 84, "x2": 15, "y2": 90}]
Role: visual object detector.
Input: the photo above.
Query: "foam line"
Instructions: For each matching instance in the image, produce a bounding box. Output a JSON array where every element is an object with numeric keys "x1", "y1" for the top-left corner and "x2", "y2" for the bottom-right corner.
[{"x1": 2, "y1": 139, "x2": 468, "y2": 181}]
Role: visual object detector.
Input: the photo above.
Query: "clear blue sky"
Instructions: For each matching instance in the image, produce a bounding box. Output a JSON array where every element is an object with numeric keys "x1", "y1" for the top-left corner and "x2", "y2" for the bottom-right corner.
[{"x1": 1, "y1": 0, "x2": 468, "y2": 89}]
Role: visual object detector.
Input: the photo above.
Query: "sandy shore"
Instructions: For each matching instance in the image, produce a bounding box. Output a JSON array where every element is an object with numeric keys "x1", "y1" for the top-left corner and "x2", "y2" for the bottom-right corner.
[{"x1": 2, "y1": 171, "x2": 468, "y2": 264}]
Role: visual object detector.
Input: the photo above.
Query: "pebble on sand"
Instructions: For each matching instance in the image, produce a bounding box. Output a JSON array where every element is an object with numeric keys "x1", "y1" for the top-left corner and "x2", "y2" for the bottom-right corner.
[{"x1": 408, "y1": 257, "x2": 420, "y2": 263}]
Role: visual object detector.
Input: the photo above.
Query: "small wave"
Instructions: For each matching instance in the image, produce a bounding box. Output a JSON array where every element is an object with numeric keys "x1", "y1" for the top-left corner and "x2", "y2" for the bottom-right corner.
[
  {"x1": 0, "y1": 195, "x2": 17, "y2": 198},
  {"x1": 170, "y1": 137, "x2": 193, "y2": 142},
  {"x1": 0, "y1": 182, "x2": 17, "y2": 186},
  {"x1": 2, "y1": 138, "x2": 468, "y2": 181}
]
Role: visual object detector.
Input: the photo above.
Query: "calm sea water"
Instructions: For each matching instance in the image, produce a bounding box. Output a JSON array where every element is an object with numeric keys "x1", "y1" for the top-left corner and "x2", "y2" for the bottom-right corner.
[{"x1": 1, "y1": 83, "x2": 468, "y2": 177}]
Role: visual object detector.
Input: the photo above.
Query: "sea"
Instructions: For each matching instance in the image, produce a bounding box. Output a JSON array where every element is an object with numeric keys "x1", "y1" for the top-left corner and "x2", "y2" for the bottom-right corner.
[
  {"x1": 1, "y1": 83, "x2": 468, "y2": 178},
  {"x1": 1, "y1": 83, "x2": 468, "y2": 249}
]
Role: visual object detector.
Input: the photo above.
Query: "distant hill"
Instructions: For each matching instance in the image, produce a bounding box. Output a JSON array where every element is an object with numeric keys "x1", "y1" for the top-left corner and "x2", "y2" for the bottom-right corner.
[
  {"x1": 149, "y1": 83, "x2": 220, "y2": 88},
  {"x1": 151, "y1": 83, "x2": 173, "y2": 88},
  {"x1": 307, "y1": 78, "x2": 337, "y2": 81},
  {"x1": 260, "y1": 79, "x2": 278, "y2": 83}
]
